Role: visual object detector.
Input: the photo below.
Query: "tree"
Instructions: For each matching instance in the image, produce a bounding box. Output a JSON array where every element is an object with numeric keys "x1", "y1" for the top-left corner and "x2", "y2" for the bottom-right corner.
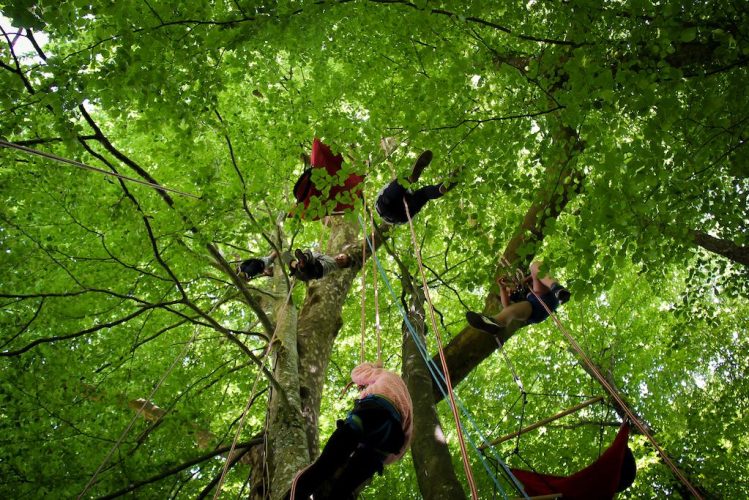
[{"x1": 2, "y1": 1, "x2": 748, "y2": 498}]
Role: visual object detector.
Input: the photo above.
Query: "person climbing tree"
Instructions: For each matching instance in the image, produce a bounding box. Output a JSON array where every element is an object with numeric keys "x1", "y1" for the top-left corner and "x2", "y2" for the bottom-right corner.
[
  {"x1": 289, "y1": 249, "x2": 353, "y2": 282},
  {"x1": 236, "y1": 251, "x2": 277, "y2": 280},
  {"x1": 466, "y1": 261, "x2": 571, "y2": 337},
  {"x1": 375, "y1": 150, "x2": 460, "y2": 225},
  {"x1": 288, "y1": 362, "x2": 413, "y2": 500},
  {"x1": 292, "y1": 138, "x2": 365, "y2": 220}
]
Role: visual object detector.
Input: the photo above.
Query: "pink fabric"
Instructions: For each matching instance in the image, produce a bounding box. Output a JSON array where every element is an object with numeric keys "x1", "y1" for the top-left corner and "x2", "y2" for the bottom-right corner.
[{"x1": 351, "y1": 362, "x2": 413, "y2": 464}]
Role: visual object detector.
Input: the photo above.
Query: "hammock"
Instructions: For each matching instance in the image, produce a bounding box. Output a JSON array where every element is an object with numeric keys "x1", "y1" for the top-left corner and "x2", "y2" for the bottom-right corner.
[
  {"x1": 292, "y1": 138, "x2": 365, "y2": 220},
  {"x1": 511, "y1": 424, "x2": 636, "y2": 500}
]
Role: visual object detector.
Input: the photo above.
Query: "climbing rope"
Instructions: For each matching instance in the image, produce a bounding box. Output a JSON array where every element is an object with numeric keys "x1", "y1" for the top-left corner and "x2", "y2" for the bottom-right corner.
[
  {"x1": 369, "y1": 204, "x2": 382, "y2": 361},
  {"x1": 494, "y1": 336, "x2": 525, "y2": 394},
  {"x1": 403, "y1": 199, "x2": 480, "y2": 500},
  {"x1": 0, "y1": 139, "x2": 200, "y2": 199},
  {"x1": 360, "y1": 197, "x2": 368, "y2": 364},
  {"x1": 527, "y1": 287, "x2": 704, "y2": 499},
  {"x1": 359, "y1": 216, "x2": 528, "y2": 499}
]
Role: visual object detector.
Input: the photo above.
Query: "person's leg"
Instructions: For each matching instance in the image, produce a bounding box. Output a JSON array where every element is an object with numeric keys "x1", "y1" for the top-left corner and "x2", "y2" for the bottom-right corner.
[
  {"x1": 530, "y1": 261, "x2": 571, "y2": 303},
  {"x1": 407, "y1": 150, "x2": 433, "y2": 183},
  {"x1": 525, "y1": 292, "x2": 559, "y2": 324},
  {"x1": 238, "y1": 258, "x2": 265, "y2": 280},
  {"x1": 529, "y1": 261, "x2": 553, "y2": 294},
  {"x1": 439, "y1": 165, "x2": 463, "y2": 194},
  {"x1": 321, "y1": 402, "x2": 403, "y2": 500},
  {"x1": 466, "y1": 301, "x2": 533, "y2": 336},
  {"x1": 310, "y1": 251, "x2": 338, "y2": 278},
  {"x1": 290, "y1": 249, "x2": 317, "y2": 281},
  {"x1": 406, "y1": 184, "x2": 443, "y2": 218},
  {"x1": 496, "y1": 301, "x2": 534, "y2": 327},
  {"x1": 291, "y1": 421, "x2": 361, "y2": 499},
  {"x1": 322, "y1": 448, "x2": 384, "y2": 500}
]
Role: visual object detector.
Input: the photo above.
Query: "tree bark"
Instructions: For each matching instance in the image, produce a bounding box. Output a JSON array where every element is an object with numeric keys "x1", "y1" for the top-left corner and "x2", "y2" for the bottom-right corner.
[
  {"x1": 297, "y1": 218, "x2": 361, "y2": 458},
  {"x1": 401, "y1": 275, "x2": 467, "y2": 500},
  {"x1": 433, "y1": 124, "x2": 584, "y2": 401},
  {"x1": 267, "y1": 274, "x2": 309, "y2": 500},
  {"x1": 246, "y1": 437, "x2": 268, "y2": 500},
  {"x1": 692, "y1": 230, "x2": 749, "y2": 267}
]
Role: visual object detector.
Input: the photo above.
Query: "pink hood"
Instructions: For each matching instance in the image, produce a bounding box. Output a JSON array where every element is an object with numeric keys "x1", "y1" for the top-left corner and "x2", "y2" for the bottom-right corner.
[{"x1": 351, "y1": 362, "x2": 413, "y2": 464}]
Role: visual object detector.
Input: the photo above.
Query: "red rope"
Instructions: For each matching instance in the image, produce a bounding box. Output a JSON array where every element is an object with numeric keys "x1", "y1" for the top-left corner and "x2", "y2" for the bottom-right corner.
[
  {"x1": 403, "y1": 199, "x2": 479, "y2": 500},
  {"x1": 360, "y1": 198, "x2": 368, "y2": 364},
  {"x1": 369, "y1": 205, "x2": 382, "y2": 361},
  {"x1": 528, "y1": 288, "x2": 703, "y2": 500}
]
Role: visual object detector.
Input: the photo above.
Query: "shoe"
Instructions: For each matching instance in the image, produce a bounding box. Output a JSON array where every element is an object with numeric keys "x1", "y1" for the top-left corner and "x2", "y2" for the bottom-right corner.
[
  {"x1": 295, "y1": 249, "x2": 308, "y2": 269},
  {"x1": 466, "y1": 311, "x2": 504, "y2": 336},
  {"x1": 550, "y1": 283, "x2": 571, "y2": 304},
  {"x1": 408, "y1": 150, "x2": 433, "y2": 183}
]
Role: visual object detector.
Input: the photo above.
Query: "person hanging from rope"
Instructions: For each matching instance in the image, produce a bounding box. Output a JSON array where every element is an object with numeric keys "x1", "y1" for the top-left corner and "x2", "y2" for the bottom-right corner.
[
  {"x1": 375, "y1": 150, "x2": 461, "y2": 225},
  {"x1": 236, "y1": 251, "x2": 278, "y2": 280},
  {"x1": 288, "y1": 248, "x2": 353, "y2": 282},
  {"x1": 466, "y1": 261, "x2": 571, "y2": 337},
  {"x1": 287, "y1": 362, "x2": 413, "y2": 500}
]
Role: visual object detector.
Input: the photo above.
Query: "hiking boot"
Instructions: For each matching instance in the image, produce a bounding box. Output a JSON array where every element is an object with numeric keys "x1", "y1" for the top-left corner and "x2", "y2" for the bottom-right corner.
[
  {"x1": 294, "y1": 249, "x2": 306, "y2": 268},
  {"x1": 407, "y1": 150, "x2": 433, "y2": 183},
  {"x1": 550, "y1": 283, "x2": 571, "y2": 304},
  {"x1": 466, "y1": 311, "x2": 504, "y2": 336}
]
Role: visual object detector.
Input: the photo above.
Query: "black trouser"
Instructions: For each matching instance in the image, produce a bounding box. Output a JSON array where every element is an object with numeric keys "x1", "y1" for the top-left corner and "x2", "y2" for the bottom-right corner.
[
  {"x1": 239, "y1": 258, "x2": 265, "y2": 279},
  {"x1": 376, "y1": 180, "x2": 443, "y2": 224},
  {"x1": 292, "y1": 398, "x2": 405, "y2": 500}
]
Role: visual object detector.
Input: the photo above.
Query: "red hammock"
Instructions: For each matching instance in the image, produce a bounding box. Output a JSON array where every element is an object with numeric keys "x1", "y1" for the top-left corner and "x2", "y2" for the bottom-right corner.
[
  {"x1": 291, "y1": 138, "x2": 365, "y2": 220},
  {"x1": 511, "y1": 424, "x2": 635, "y2": 500}
]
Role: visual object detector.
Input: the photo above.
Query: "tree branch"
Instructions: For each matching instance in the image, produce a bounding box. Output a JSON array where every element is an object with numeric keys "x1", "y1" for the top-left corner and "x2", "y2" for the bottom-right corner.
[
  {"x1": 0, "y1": 300, "x2": 184, "y2": 356},
  {"x1": 432, "y1": 124, "x2": 584, "y2": 401},
  {"x1": 97, "y1": 438, "x2": 262, "y2": 499}
]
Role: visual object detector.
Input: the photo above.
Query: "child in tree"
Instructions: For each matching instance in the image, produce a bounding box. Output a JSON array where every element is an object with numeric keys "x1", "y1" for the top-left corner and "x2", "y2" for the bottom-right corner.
[
  {"x1": 466, "y1": 261, "x2": 571, "y2": 337},
  {"x1": 236, "y1": 251, "x2": 277, "y2": 280},
  {"x1": 289, "y1": 249, "x2": 352, "y2": 281},
  {"x1": 375, "y1": 150, "x2": 460, "y2": 225},
  {"x1": 288, "y1": 362, "x2": 413, "y2": 500}
]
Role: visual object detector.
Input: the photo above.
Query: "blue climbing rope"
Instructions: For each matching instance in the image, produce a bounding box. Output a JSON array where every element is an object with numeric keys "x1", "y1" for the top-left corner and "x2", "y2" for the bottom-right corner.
[{"x1": 358, "y1": 216, "x2": 529, "y2": 499}]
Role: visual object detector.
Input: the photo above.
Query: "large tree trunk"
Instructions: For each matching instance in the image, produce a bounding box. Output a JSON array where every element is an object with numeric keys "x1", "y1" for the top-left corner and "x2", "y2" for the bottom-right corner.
[
  {"x1": 401, "y1": 276, "x2": 466, "y2": 500},
  {"x1": 267, "y1": 276, "x2": 309, "y2": 500},
  {"x1": 246, "y1": 437, "x2": 268, "y2": 500},
  {"x1": 297, "y1": 218, "x2": 361, "y2": 458}
]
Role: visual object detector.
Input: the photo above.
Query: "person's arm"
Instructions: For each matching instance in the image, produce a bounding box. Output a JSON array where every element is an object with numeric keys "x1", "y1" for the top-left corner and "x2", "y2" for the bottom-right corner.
[
  {"x1": 497, "y1": 278, "x2": 511, "y2": 309},
  {"x1": 351, "y1": 361, "x2": 384, "y2": 388}
]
